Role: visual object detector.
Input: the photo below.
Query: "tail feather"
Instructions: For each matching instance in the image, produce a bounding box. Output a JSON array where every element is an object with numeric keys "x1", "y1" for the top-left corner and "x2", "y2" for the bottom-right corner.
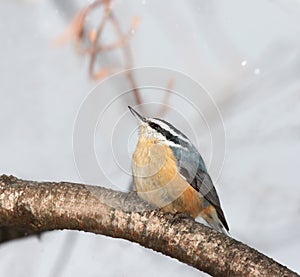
[{"x1": 199, "y1": 205, "x2": 230, "y2": 236}]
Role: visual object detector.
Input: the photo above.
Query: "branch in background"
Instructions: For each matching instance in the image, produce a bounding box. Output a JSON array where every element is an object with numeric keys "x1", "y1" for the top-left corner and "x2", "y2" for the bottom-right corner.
[
  {"x1": 0, "y1": 175, "x2": 298, "y2": 277},
  {"x1": 54, "y1": 0, "x2": 175, "y2": 114},
  {"x1": 54, "y1": 0, "x2": 143, "y2": 106},
  {"x1": 157, "y1": 78, "x2": 175, "y2": 117}
]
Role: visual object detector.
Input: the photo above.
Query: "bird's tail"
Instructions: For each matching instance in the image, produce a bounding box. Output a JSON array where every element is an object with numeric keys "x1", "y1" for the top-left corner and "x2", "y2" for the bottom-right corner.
[{"x1": 199, "y1": 205, "x2": 230, "y2": 236}]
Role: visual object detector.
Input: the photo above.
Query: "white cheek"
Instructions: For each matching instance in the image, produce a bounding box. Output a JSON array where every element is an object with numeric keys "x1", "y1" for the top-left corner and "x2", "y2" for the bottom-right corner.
[{"x1": 145, "y1": 126, "x2": 161, "y2": 139}]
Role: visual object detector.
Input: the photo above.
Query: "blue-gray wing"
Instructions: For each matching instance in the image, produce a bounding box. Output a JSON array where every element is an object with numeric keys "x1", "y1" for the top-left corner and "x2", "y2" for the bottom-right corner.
[
  {"x1": 191, "y1": 169, "x2": 229, "y2": 231},
  {"x1": 171, "y1": 146, "x2": 229, "y2": 231}
]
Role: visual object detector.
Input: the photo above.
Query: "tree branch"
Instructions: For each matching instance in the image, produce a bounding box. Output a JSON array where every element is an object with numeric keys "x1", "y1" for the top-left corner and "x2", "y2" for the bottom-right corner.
[
  {"x1": 0, "y1": 225, "x2": 41, "y2": 243},
  {"x1": 0, "y1": 175, "x2": 298, "y2": 277}
]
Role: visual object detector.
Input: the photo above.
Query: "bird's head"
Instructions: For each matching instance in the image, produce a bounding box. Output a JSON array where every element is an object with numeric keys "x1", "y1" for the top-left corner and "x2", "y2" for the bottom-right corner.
[{"x1": 128, "y1": 106, "x2": 190, "y2": 149}]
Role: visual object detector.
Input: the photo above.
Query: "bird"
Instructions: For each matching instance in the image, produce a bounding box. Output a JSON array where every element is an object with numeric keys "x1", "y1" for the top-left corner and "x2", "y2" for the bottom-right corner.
[{"x1": 128, "y1": 105, "x2": 229, "y2": 234}]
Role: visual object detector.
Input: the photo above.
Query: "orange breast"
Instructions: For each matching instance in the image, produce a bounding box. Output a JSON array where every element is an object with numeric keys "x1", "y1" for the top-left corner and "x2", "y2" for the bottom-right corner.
[{"x1": 132, "y1": 139, "x2": 203, "y2": 218}]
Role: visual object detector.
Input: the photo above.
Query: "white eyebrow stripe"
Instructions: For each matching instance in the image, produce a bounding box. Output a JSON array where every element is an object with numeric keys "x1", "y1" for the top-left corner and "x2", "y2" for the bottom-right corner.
[
  {"x1": 149, "y1": 118, "x2": 190, "y2": 143},
  {"x1": 145, "y1": 125, "x2": 188, "y2": 150},
  {"x1": 164, "y1": 139, "x2": 188, "y2": 150}
]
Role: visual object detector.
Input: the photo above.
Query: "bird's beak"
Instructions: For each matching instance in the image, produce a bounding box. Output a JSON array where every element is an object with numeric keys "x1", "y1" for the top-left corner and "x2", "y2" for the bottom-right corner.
[{"x1": 128, "y1": 106, "x2": 146, "y2": 123}]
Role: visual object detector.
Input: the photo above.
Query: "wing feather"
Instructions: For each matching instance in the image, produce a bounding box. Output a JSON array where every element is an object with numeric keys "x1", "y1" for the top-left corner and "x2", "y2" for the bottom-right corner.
[
  {"x1": 172, "y1": 146, "x2": 229, "y2": 231},
  {"x1": 192, "y1": 170, "x2": 229, "y2": 231}
]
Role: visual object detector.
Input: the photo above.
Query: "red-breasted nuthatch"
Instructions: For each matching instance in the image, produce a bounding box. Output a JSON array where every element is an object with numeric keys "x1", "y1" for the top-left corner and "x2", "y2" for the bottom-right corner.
[{"x1": 129, "y1": 106, "x2": 229, "y2": 234}]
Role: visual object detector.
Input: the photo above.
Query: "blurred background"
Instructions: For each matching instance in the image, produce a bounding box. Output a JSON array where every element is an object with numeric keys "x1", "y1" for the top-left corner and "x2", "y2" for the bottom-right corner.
[{"x1": 1, "y1": 0, "x2": 300, "y2": 276}]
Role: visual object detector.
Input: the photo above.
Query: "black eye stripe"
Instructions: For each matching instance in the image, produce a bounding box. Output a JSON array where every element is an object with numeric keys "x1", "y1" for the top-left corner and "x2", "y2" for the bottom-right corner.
[
  {"x1": 153, "y1": 118, "x2": 189, "y2": 140},
  {"x1": 148, "y1": 121, "x2": 189, "y2": 148},
  {"x1": 148, "y1": 122, "x2": 179, "y2": 143}
]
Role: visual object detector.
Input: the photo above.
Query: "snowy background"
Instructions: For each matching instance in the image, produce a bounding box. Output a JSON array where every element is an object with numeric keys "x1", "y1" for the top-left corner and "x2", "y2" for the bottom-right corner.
[{"x1": 0, "y1": 0, "x2": 300, "y2": 276}]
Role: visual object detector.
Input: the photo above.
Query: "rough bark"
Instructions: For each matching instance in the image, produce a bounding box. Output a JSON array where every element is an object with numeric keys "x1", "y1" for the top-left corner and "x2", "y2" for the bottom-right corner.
[{"x1": 0, "y1": 174, "x2": 298, "y2": 277}]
